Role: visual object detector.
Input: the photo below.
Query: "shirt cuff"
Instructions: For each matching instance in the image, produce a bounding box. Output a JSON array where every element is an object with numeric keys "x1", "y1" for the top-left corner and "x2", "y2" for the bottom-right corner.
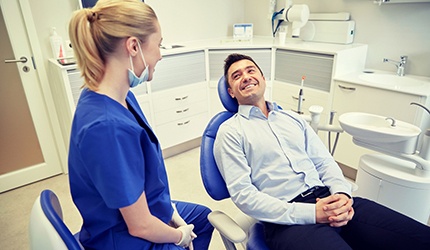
[{"x1": 290, "y1": 202, "x2": 316, "y2": 224}]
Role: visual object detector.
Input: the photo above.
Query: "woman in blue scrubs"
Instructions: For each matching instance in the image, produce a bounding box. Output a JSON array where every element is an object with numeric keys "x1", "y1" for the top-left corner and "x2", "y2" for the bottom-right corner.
[{"x1": 67, "y1": 0, "x2": 213, "y2": 249}]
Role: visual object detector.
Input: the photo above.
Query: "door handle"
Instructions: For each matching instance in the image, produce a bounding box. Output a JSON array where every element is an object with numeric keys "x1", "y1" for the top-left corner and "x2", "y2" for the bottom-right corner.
[{"x1": 4, "y1": 56, "x2": 28, "y2": 64}]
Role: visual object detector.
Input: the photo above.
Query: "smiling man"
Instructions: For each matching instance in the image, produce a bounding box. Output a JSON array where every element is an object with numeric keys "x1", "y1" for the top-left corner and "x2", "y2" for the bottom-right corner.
[{"x1": 213, "y1": 53, "x2": 430, "y2": 250}]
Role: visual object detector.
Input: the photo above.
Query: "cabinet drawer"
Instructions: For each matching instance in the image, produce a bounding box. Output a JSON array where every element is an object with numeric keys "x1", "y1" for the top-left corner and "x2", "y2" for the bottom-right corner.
[
  {"x1": 154, "y1": 100, "x2": 208, "y2": 126},
  {"x1": 152, "y1": 83, "x2": 207, "y2": 112},
  {"x1": 155, "y1": 112, "x2": 209, "y2": 149}
]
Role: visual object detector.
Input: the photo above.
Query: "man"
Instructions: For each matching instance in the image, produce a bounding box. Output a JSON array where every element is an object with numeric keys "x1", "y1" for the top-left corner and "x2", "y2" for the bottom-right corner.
[{"x1": 214, "y1": 53, "x2": 430, "y2": 249}]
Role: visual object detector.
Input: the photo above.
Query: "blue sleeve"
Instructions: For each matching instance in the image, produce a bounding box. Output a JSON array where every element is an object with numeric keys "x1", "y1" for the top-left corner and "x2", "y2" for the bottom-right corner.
[{"x1": 79, "y1": 121, "x2": 145, "y2": 209}]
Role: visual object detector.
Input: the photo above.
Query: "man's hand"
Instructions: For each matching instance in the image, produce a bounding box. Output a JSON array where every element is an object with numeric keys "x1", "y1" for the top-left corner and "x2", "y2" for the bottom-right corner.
[{"x1": 315, "y1": 194, "x2": 354, "y2": 227}]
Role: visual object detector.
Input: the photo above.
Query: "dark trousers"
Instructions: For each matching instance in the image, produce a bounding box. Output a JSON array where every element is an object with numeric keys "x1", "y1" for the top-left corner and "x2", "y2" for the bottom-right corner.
[{"x1": 263, "y1": 188, "x2": 430, "y2": 250}]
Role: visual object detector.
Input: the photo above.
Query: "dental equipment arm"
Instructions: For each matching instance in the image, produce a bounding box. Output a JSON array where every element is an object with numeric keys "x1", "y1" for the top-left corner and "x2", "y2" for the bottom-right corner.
[{"x1": 273, "y1": 1, "x2": 310, "y2": 38}]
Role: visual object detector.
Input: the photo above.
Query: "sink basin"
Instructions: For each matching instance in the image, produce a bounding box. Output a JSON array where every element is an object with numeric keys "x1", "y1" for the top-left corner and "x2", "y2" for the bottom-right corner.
[
  {"x1": 339, "y1": 112, "x2": 421, "y2": 154},
  {"x1": 359, "y1": 73, "x2": 425, "y2": 88}
]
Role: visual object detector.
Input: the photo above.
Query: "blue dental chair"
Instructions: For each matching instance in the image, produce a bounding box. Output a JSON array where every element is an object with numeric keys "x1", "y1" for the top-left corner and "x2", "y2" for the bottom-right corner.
[
  {"x1": 200, "y1": 76, "x2": 270, "y2": 250},
  {"x1": 29, "y1": 189, "x2": 83, "y2": 250}
]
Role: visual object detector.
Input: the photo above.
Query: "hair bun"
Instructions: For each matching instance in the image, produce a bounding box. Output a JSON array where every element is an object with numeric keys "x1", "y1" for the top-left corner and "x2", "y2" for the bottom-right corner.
[{"x1": 87, "y1": 10, "x2": 98, "y2": 23}]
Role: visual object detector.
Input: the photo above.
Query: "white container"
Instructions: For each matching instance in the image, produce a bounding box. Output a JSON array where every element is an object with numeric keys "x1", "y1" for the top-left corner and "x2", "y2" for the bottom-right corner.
[
  {"x1": 49, "y1": 27, "x2": 64, "y2": 59},
  {"x1": 355, "y1": 154, "x2": 430, "y2": 224}
]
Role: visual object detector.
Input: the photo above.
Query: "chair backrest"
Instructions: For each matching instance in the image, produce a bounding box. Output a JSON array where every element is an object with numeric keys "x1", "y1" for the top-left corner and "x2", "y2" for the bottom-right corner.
[
  {"x1": 29, "y1": 189, "x2": 83, "y2": 250},
  {"x1": 200, "y1": 76, "x2": 238, "y2": 200}
]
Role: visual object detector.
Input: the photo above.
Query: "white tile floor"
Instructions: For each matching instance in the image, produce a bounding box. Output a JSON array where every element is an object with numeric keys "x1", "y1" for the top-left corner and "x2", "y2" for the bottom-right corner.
[
  {"x1": 1, "y1": 147, "x2": 428, "y2": 250},
  {"x1": 0, "y1": 147, "x2": 243, "y2": 250}
]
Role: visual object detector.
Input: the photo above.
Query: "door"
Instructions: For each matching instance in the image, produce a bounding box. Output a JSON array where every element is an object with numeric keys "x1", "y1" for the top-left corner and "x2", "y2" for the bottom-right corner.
[{"x1": 0, "y1": 0, "x2": 62, "y2": 192}]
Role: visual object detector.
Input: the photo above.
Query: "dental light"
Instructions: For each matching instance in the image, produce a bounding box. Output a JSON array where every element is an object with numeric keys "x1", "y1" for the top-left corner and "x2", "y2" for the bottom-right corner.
[{"x1": 272, "y1": 0, "x2": 310, "y2": 38}]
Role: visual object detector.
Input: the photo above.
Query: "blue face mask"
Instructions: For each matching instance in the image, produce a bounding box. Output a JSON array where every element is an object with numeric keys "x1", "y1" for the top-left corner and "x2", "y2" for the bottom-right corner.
[{"x1": 128, "y1": 41, "x2": 149, "y2": 88}]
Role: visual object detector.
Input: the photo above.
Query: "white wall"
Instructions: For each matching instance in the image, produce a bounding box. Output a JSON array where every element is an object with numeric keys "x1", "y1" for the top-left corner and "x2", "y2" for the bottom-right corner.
[
  {"x1": 244, "y1": 0, "x2": 430, "y2": 77},
  {"x1": 29, "y1": 0, "x2": 429, "y2": 77},
  {"x1": 29, "y1": 0, "x2": 244, "y2": 70},
  {"x1": 146, "y1": 0, "x2": 245, "y2": 44}
]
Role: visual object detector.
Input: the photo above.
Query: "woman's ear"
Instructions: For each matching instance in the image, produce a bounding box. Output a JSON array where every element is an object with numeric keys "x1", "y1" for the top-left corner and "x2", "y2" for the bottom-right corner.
[{"x1": 125, "y1": 37, "x2": 139, "y2": 56}]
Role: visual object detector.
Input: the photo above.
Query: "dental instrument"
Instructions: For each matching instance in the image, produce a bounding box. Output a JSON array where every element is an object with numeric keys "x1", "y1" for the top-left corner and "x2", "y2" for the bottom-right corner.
[{"x1": 297, "y1": 76, "x2": 305, "y2": 114}]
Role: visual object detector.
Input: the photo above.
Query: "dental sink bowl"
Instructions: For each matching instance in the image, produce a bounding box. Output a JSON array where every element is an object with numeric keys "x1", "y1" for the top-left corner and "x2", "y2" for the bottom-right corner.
[
  {"x1": 339, "y1": 112, "x2": 421, "y2": 154},
  {"x1": 359, "y1": 73, "x2": 425, "y2": 88}
]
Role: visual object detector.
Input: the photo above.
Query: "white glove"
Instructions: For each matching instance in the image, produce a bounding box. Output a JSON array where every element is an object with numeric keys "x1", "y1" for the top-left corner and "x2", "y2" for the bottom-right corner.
[
  {"x1": 171, "y1": 203, "x2": 197, "y2": 249},
  {"x1": 171, "y1": 203, "x2": 187, "y2": 227},
  {"x1": 176, "y1": 224, "x2": 195, "y2": 248}
]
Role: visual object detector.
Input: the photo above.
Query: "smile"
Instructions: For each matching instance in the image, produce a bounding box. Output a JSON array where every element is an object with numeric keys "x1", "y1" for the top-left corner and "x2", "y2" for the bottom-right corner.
[{"x1": 242, "y1": 83, "x2": 258, "y2": 90}]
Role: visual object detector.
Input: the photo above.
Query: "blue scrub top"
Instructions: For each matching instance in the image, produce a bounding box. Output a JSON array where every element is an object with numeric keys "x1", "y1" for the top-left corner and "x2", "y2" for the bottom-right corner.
[{"x1": 68, "y1": 89, "x2": 173, "y2": 249}]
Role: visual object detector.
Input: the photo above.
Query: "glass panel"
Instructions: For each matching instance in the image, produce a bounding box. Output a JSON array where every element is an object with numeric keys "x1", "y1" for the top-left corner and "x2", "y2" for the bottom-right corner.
[{"x1": 0, "y1": 9, "x2": 43, "y2": 175}]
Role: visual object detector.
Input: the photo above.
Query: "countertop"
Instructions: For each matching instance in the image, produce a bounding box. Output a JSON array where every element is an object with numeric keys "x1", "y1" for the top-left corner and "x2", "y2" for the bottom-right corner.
[{"x1": 334, "y1": 70, "x2": 430, "y2": 97}]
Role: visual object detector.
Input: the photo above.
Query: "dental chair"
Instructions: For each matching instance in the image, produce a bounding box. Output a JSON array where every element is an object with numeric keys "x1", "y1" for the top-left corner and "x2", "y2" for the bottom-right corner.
[
  {"x1": 29, "y1": 189, "x2": 83, "y2": 250},
  {"x1": 200, "y1": 76, "x2": 270, "y2": 250}
]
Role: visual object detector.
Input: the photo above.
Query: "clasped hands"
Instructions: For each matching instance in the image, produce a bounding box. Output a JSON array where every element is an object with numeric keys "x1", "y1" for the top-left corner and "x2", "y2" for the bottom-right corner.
[
  {"x1": 170, "y1": 203, "x2": 197, "y2": 249},
  {"x1": 316, "y1": 193, "x2": 354, "y2": 227}
]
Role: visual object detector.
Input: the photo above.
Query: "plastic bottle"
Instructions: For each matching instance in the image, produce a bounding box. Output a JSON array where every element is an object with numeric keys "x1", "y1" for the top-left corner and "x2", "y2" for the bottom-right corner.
[{"x1": 50, "y1": 27, "x2": 64, "y2": 59}]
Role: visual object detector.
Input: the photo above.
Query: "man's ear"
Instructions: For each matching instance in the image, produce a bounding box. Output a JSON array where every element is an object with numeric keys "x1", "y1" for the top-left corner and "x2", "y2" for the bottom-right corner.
[{"x1": 227, "y1": 87, "x2": 235, "y2": 98}]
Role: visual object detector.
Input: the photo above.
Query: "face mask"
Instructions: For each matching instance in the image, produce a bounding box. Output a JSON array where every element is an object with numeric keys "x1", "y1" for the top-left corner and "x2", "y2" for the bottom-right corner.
[{"x1": 128, "y1": 41, "x2": 149, "y2": 88}]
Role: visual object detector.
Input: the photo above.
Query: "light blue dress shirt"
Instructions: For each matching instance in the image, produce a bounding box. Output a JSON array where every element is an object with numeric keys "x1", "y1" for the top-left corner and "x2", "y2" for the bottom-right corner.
[{"x1": 214, "y1": 102, "x2": 352, "y2": 225}]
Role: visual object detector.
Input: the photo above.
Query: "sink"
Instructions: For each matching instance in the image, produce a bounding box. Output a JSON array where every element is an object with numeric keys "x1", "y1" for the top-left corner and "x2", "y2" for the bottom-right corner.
[
  {"x1": 339, "y1": 112, "x2": 421, "y2": 154},
  {"x1": 359, "y1": 73, "x2": 425, "y2": 88}
]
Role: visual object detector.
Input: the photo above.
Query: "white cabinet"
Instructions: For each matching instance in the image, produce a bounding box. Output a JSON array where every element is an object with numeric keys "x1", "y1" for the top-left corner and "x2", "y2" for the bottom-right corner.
[
  {"x1": 48, "y1": 60, "x2": 84, "y2": 150},
  {"x1": 152, "y1": 82, "x2": 209, "y2": 149},
  {"x1": 149, "y1": 50, "x2": 208, "y2": 149},
  {"x1": 332, "y1": 80, "x2": 425, "y2": 169}
]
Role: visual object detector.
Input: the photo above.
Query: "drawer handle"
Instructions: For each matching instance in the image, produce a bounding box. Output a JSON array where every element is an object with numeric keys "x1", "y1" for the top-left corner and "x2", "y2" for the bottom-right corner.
[
  {"x1": 176, "y1": 108, "x2": 189, "y2": 113},
  {"x1": 177, "y1": 120, "x2": 190, "y2": 126},
  {"x1": 175, "y1": 95, "x2": 189, "y2": 101},
  {"x1": 292, "y1": 96, "x2": 305, "y2": 101},
  {"x1": 338, "y1": 84, "x2": 356, "y2": 91}
]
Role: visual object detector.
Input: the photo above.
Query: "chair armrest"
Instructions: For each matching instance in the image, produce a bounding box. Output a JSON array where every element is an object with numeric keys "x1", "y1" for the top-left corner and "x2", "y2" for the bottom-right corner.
[{"x1": 208, "y1": 211, "x2": 247, "y2": 244}]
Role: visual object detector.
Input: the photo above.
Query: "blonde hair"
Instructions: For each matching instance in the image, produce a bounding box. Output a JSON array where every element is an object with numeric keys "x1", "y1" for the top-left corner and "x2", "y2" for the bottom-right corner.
[{"x1": 68, "y1": 0, "x2": 158, "y2": 90}]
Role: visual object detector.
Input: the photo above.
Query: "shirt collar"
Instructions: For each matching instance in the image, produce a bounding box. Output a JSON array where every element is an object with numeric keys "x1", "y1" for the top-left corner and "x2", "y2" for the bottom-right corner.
[{"x1": 238, "y1": 101, "x2": 279, "y2": 119}]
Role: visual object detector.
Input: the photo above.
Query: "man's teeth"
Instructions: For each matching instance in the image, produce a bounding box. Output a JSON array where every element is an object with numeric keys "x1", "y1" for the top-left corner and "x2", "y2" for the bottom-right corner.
[{"x1": 244, "y1": 84, "x2": 256, "y2": 90}]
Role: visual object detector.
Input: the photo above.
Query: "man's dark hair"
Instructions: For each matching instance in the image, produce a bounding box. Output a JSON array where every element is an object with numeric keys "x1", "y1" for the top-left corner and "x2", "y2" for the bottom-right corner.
[{"x1": 223, "y1": 53, "x2": 264, "y2": 87}]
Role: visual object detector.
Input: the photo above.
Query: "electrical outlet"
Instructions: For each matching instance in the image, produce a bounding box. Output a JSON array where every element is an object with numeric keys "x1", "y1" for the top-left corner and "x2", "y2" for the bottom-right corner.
[{"x1": 65, "y1": 40, "x2": 74, "y2": 57}]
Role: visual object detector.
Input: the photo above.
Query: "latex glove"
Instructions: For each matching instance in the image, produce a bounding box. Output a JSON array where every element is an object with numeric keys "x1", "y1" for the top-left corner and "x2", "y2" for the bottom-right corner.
[
  {"x1": 171, "y1": 203, "x2": 197, "y2": 249},
  {"x1": 171, "y1": 203, "x2": 187, "y2": 227},
  {"x1": 176, "y1": 224, "x2": 195, "y2": 248}
]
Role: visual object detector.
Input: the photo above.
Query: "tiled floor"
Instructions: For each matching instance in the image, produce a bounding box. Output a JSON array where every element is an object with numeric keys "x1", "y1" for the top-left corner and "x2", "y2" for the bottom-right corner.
[{"x1": 0, "y1": 147, "x2": 243, "y2": 250}]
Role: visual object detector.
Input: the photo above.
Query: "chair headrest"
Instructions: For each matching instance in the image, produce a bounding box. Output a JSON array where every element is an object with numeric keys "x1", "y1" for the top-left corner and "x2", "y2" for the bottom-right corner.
[{"x1": 218, "y1": 76, "x2": 238, "y2": 113}]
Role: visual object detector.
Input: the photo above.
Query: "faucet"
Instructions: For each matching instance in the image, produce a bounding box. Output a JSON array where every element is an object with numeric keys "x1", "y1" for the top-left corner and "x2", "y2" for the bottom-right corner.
[{"x1": 383, "y1": 55, "x2": 408, "y2": 76}]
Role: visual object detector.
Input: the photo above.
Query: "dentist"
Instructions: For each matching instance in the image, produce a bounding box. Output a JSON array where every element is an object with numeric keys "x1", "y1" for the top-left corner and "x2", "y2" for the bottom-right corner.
[{"x1": 67, "y1": 0, "x2": 213, "y2": 249}]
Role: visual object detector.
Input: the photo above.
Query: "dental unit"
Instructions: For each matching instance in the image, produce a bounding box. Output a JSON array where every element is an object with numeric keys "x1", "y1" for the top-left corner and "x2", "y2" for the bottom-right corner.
[{"x1": 294, "y1": 76, "x2": 343, "y2": 156}]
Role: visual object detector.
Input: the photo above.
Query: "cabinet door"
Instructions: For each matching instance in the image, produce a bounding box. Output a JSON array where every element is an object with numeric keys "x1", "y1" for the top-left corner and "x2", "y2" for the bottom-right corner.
[
  {"x1": 150, "y1": 51, "x2": 205, "y2": 92},
  {"x1": 332, "y1": 81, "x2": 422, "y2": 169}
]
